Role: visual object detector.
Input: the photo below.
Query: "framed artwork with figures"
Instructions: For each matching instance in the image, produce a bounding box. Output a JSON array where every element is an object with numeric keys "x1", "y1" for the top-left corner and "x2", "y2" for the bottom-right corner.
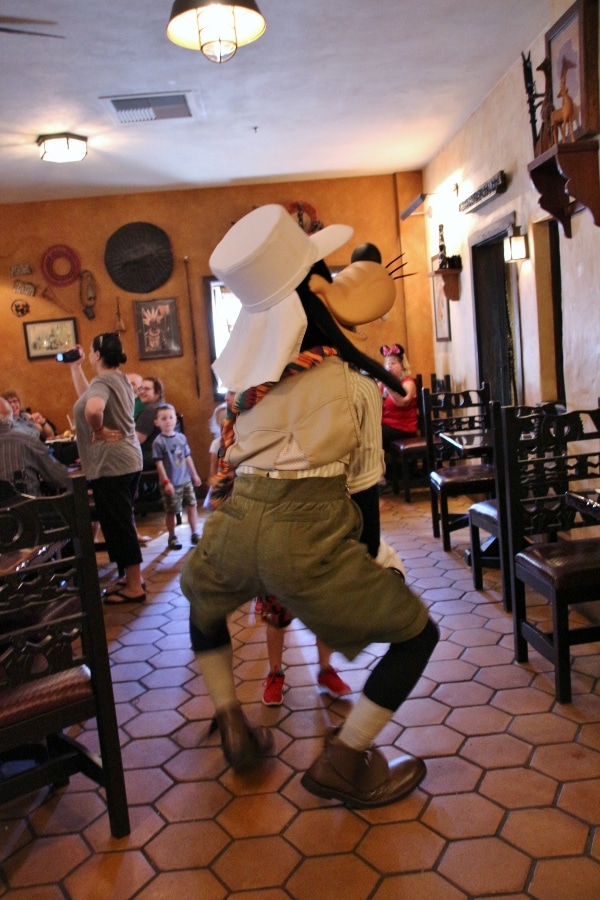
[{"x1": 133, "y1": 297, "x2": 182, "y2": 360}]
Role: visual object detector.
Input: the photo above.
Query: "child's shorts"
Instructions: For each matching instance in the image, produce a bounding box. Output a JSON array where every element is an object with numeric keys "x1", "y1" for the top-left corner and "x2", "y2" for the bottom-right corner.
[{"x1": 160, "y1": 481, "x2": 197, "y2": 515}]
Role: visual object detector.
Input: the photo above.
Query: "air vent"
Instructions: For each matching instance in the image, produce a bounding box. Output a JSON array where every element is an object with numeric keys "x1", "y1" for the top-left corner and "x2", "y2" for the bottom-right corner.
[{"x1": 104, "y1": 93, "x2": 193, "y2": 124}]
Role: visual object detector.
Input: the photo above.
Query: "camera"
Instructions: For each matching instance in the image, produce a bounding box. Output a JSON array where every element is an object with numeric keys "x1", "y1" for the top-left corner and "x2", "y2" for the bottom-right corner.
[{"x1": 56, "y1": 348, "x2": 81, "y2": 363}]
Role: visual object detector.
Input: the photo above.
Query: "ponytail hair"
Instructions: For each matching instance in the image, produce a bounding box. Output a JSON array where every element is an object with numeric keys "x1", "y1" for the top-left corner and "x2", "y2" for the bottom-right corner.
[{"x1": 92, "y1": 332, "x2": 127, "y2": 368}]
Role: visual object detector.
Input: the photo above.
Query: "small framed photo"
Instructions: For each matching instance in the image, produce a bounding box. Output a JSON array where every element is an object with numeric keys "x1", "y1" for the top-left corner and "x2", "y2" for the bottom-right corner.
[
  {"x1": 23, "y1": 317, "x2": 78, "y2": 360},
  {"x1": 545, "y1": 0, "x2": 599, "y2": 140},
  {"x1": 431, "y1": 256, "x2": 451, "y2": 342},
  {"x1": 133, "y1": 297, "x2": 182, "y2": 360}
]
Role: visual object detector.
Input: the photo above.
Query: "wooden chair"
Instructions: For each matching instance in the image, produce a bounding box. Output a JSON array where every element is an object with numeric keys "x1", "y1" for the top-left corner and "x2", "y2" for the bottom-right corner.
[
  {"x1": 503, "y1": 405, "x2": 600, "y2": 703},
  {"x1": 431, "y1": 373, "x2": 451, "y2": 392},
  {"x1": 468, "y1": 402, "x2": 560, "y2": 611},
  {"x1": 387, "y1": 375, "x2": 428, "y2": 502},
  {"x1": 0, "y1": 474, "x2": 130, "y2": 837},
  {"x1": 422, "y1": 383, "x2": 496, "y2": 551}
]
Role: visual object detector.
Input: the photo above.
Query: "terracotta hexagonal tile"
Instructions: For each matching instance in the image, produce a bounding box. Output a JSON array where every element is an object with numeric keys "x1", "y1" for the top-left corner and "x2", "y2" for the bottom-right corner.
[
  {"x1": 528, "y1": 856, "x2": 600, "y2": 900},
  {"x1": 358, "y1": 821, "x2": 445, "y2": 873},
  {"x1": 372, "y1": 870, "x2": 468, "y2": 899},
  {"x1": 480, "y1": 766, "x2": 558, "y2": 809},
  {"x1": 3, "y1": 835, "x2": 90, "y2": 887},
  {"x1": 558, "y1": 778, "x2": 600, "y2": 824},
  {"x1": 145, "y1": 821, "x2": 230, "y2": 870},
  {"x1": 217, "y1": 792, "x2": 296, "y2": 838},
  {"x1": 531, "y1": 743, "x2": 600, "y2": 781},
  {"x1": 156, "y1": 780, "x2": 232, "y2": 822},
  {"x1": 437, "y1": 837, "x2": 530, "y2": 896},
  {"x1": 460, "y1": 733, "x2": 531, "y2": 769},
  {"x1": 212, "y1": 836, "x2": 301, "y2": 892},
  {"x1": 287, "y1": 854, "x2": 379, "y2": 900},
  {"x1": 421, "y1": 792, "x2": 504, "y2": 839},
  {"x1": 285, "y1": 807, "x2": 368, "y2": 855}
]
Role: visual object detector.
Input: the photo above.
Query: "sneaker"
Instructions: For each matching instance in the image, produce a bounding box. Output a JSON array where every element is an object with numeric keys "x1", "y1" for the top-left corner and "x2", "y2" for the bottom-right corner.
[
  {"x1": 262, "y1": 670, "x2": 285, "y2": 706},
  {"x1": 254, "y1": 597, "x2": 263, "y2": 613},
  {"x1": 190, "y1": 533, "x2": 200, "y2": 545},
  {"x1": 317, "y1": 666, "x2": 352, "y2": 698},
  {"x1": 168, "y1": 535, "x2": 182, "y2": 550}
]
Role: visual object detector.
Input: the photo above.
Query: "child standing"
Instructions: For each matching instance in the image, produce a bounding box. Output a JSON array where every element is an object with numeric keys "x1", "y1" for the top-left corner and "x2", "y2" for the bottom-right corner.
[{"x1": 152, "y1": 404, "x2": 202, "y2": 549}]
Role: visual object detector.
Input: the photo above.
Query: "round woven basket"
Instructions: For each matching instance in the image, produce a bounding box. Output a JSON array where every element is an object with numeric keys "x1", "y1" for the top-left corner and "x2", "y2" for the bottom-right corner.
[{"x1": 104, "y1": 222, "x2": 173, "y2": 293}]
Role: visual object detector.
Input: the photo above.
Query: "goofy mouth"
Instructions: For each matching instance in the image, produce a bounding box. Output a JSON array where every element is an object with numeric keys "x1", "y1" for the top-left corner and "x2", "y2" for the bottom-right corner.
[{"x1": 308, "y1": 261, "x2": 396, "y2": 350}]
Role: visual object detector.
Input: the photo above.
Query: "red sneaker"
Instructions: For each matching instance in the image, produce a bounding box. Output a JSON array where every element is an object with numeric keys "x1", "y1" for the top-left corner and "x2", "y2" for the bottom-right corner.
[
  {"x1": 317, "y1": 666, "x2": 352, "y2": 698},
  {"x1": 262, "y1": 671, "x2": 285, "y2": 706}
]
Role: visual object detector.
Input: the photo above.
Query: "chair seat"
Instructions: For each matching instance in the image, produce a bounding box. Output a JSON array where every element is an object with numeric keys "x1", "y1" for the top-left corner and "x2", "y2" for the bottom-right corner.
[
  {"x1": 469, "y1": 498, "x2": 498, "y2": 529},
  {"x1": 515, "y1": 537, "x2": 600, "y2": 592},
  {"x1": 0, "y1": 666, "x2": 92, "y2": 728},
  {"x1": 430, "y1": 464, "x2": 495, "y2": 490},
  {"x1": 390, "y1": 435, "x2": 426, "y2": 454}
]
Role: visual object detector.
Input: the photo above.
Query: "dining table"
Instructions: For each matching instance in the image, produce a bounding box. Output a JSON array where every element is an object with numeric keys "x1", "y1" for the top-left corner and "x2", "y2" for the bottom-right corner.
[
  {"x1": 46, "y1": 436, "x2": 79, "y2": 467},
  {"x1": 438, "y1": 429, "x2": 494, "y2": 462},
  {"x1": 565, "y1": 488, "x2": 600, "y2": 522}
]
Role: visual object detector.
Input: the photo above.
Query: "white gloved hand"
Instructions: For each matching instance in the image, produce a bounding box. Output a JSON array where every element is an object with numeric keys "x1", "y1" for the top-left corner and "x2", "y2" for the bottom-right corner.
[{"x1": 374, "y1": 538, "x2": 406, "y2": 580}]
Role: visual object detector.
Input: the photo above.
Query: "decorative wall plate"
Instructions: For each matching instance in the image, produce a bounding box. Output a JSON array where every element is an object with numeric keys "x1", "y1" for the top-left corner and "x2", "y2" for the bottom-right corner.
[
  {"x1": 104, "y1": 222, "x2": 173, "y2": 293},
  {"x1": 41, "y1": 244, "x2": 81, "y2": 286}
]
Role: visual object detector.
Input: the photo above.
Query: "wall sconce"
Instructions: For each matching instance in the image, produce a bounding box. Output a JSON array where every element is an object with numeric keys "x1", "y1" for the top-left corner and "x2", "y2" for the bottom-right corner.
[
  {"x1": 167, "y1": 0, "x2": 266, "y2": 63},
  {"x1": 504, "y1": 227, "x2": 529, "y2": 262},
  {"x1": 37, "y1": 133, "x2": 87, "y2": 163}
]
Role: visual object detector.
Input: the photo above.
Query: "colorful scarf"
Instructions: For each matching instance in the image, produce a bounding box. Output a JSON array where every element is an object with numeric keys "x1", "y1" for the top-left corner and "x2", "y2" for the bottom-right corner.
[{"x1": 209, "y1": 346, "x2": 339, "y2": 508}]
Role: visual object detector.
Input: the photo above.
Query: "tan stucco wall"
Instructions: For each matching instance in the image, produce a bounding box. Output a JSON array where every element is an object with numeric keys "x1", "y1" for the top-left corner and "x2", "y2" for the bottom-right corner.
[
  {"x1": 423, "y1": 0, "x2": 600, "y2": 407},
  {"x1": 0, "y1": 174, "x2": 433, "y2": 479}
]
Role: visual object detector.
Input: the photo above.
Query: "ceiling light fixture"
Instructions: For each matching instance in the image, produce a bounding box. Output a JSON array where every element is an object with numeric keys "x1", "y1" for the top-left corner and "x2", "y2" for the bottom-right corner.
[
  {"x1": 166, "y1": 0, "x2": 266, "y2": 63},
  {"x1": 37, "y1": 133, "x2": 87, "y2": 163}
]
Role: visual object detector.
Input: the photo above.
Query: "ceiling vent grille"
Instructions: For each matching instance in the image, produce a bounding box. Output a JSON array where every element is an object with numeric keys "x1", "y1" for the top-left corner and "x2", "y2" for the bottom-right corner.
[{"x1": 105, "y1": 93, "x2": 193, "y2": 124}]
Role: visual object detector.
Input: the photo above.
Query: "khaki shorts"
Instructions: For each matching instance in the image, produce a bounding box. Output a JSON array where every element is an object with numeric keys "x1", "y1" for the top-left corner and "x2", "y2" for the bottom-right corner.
[
  {"x1": 181, "y1": 474, "x2": 428, "y2": 660},
  {"x1": 160, "y1": 481, "x2": 197, "y2": 515}
]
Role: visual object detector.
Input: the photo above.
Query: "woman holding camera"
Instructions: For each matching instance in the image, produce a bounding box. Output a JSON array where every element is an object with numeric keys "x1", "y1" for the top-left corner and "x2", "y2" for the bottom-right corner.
[{"x1": 69, "y1": 333, "x2": 145, "y2": 604}]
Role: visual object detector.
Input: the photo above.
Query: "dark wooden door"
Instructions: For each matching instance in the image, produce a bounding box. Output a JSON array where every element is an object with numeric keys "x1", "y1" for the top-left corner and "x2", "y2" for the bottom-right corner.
[{"x1": 472, "y1": 239, "x2": 513, "y2": 404}]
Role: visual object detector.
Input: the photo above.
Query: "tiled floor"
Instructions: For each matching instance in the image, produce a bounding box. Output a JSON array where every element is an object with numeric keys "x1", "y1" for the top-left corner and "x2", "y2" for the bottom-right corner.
[{"x1": 1, "y1": 488, "x2": 600, "y2": 899}]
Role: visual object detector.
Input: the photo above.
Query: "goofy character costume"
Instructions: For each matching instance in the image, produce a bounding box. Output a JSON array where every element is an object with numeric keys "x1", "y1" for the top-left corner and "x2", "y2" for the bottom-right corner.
[{"x1": 181, "y1": 205, "x2": 439, "y2": 808}]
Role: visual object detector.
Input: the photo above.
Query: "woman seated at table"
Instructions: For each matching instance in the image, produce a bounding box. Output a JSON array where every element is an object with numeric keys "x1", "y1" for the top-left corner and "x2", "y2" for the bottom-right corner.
[
  {"x1": 135, "y1": 376, "x2": 165, "y2": 470},
  {"x1": 379, "y1": 343, "x2": 418, "y2": 450},
  {"x1": 1, "y1": 390, "x2": 56, "y2": 442}
]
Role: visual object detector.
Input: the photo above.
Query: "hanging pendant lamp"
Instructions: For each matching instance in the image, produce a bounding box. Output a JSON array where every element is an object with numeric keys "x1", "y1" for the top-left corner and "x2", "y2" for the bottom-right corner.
[{"x1": 167, "y1": 0, "x2": 266, "y2": 63}]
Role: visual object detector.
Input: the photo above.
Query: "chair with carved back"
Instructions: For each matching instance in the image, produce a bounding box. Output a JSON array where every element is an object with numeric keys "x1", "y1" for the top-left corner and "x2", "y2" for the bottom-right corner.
[
  {"x1": 431, "y1": 373, "x2": 452, "y2": 393},
  {"x1": 468, "y1": 401, "x2": 561, "y2": 612},
  {"x1": 0, "y1": 474, "x2": 130, "y2": 837},
  {"x1": 421, "y1": 383, "x2": 496, "y2": 551},
  {"x1": 503, "y1": 405, "x2": 600, "y2": 703}
]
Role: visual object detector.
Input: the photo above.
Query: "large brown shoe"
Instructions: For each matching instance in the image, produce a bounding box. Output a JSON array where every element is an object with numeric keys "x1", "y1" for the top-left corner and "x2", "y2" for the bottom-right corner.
[
  {"x1": 215, "y1": 704, "x2": 273, "y2": 772},
  {"x1": 301, "y1": 735, "x2": 426, "y2": 808}
]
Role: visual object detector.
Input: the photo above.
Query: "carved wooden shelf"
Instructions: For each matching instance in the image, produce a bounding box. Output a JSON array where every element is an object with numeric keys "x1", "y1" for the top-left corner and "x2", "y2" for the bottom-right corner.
[
  {"x1": 527, "y1": 140, "x2": 600, "y2": 238},
  {"x1": 430, "y1": 268, "x2": 462, "y2": 301}
]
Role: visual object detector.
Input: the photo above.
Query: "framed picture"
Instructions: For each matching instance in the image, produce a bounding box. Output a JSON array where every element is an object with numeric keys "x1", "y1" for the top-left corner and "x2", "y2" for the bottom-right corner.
[
  {"x1": 431, "y1": 256, "x2": 451, "y2": 342},
  {"x1": 545, "y1": 0, "x2": 599, "y2": 140},
  {"x1": 23, "y1": 317, "x2": 78, "y2": 360},
  {"x1": 133, "y1": 297, "x2": 182, "y2": 360}
]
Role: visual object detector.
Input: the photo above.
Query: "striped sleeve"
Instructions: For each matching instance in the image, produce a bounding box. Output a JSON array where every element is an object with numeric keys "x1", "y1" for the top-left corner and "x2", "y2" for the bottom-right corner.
[{"x1": 346, "y1": 370, "x2": 385, "y2": 493}]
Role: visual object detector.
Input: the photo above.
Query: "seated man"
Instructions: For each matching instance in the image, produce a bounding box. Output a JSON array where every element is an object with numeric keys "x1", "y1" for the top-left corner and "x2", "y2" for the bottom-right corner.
[{"x1": 0, "y1": 398, "x2": 69, "y2": 496}]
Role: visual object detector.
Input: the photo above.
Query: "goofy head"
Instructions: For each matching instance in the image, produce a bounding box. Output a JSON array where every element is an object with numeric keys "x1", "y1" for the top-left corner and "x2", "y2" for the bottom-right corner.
[{"x1": 209, "y1": 204, "x2": 404, "y2": 395}]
